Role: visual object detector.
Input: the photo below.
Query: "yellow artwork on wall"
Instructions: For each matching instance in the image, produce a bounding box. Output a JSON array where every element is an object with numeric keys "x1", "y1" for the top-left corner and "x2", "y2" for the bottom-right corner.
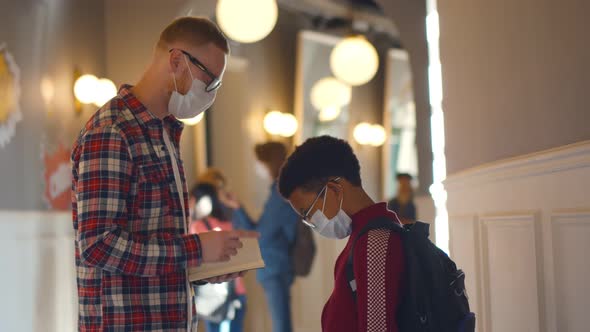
[{"x1": 0, "y1": 43, "x2": 22, "y2": 148}]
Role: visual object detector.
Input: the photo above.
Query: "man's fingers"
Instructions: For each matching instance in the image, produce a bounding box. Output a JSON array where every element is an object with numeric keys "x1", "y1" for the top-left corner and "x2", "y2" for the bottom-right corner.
[
  {"x1": 225, "y1": 248, "x2": 238, "y2": 257},
  {"x1": 226, "y1": 238, "x2": 243, "y2": 250},
  {"x1": 205, "y1": 272, "x2": 244, "y2": 284}
]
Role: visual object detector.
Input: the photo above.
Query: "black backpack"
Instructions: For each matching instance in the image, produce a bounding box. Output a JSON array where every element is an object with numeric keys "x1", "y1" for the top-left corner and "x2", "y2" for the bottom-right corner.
[
  {"x1": 346, "y1": 217, "x2": 476, "y2": 332},
  {"x1": 291, "y1": 221, "x2": 317, "y2": 277}
]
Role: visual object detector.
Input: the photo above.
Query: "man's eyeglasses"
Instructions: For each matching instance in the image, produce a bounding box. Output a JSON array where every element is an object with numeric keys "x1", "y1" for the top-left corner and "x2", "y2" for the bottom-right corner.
[{"x1": 169, "y1": 48, "x2": 222, "y2": 92}]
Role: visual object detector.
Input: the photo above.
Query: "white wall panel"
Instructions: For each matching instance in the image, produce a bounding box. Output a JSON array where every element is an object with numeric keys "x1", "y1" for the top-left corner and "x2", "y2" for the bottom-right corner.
[
  {"x1": 445, "y1": 141, "x2": 590, "y2": 332},
  {"x1": 551, "y1": 212, "x2": 590, "y2": 332},
  {"x1": 480, "y1": 215, "x2": 541, "y2": 332},
  {"x1": 449, "y1": 214, "x2": 480, "y2": 328},
  {"x1": 0, "y1": 211, "x2": 76, "y2": 332}
]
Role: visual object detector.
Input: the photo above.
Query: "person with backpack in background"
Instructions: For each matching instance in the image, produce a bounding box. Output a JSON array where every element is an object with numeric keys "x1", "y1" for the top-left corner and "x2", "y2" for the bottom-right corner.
[
  {"x1": 188, "y1": 181, "x2": 248, "y2": 332},
  {"x1": 220, "y1": 142, "x2": 300, "y2": 332},
  {"x1": 278, "y1": 136, "x2": 475, "y2": 332}
]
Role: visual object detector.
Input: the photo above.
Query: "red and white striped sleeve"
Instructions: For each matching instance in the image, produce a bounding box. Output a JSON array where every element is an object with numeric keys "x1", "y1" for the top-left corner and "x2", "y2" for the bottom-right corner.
[{"x1": 353, "y1": 229, "x2": 405, "y2": 332}]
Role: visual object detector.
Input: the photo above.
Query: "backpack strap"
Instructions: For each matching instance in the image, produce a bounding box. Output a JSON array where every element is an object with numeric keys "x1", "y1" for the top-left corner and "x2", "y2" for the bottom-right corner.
[{"x1": 345, "y1": 216, "x2": 405, "y2": 302}]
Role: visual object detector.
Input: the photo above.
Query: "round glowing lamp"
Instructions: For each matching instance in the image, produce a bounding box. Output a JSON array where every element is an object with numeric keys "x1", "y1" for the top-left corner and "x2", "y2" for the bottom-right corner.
[
  {"x1": 318, "y1": 106, "x2": 342, "y2": 122},
  {"x1": 93, "y1": 78, "x2": 117, "y2": 107},
  {"x1": 74, "y1": 74, "x2": 98, "y2": 104},
  {"x1": 279, "y1": 113, "x2": 298, "y2": 137},
  {"x1": 216, "y1": 0, "x2": 278, "y2": 43},
  {"x1": 310, "y1": 77, "x2": 351, "y2": 111},
  {"x1": 330, "y1": 35, "x2": 379, "y2": 86}
]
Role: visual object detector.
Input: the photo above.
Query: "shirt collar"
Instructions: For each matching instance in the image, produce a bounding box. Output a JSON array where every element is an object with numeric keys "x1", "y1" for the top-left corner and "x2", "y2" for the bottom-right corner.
[
  {"x1": 118, "y1": 84, "x2": 184, "y2": 131},
  {"x1": 350, "y1": 202, "x2": 401, "y2": 232}
]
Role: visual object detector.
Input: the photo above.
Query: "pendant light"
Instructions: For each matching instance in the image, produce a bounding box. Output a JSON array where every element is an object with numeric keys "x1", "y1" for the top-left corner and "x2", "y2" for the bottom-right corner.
[
  {"x1": 330, "y1": 34, "x2": 379, "y2": 86},
  {"x1": 216, "y1": 0, "x2": 278, "y2": 43}
]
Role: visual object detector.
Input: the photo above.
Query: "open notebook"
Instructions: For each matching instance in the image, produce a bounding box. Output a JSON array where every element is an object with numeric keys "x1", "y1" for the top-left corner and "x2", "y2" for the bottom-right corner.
[{"x1": 188, "y1": 237, "x2": 265, "y2": 281}]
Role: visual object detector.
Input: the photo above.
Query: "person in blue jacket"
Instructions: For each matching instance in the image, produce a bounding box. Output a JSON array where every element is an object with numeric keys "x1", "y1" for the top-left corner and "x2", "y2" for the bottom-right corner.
[{"x1": 220, "y1": 141, "x2": 299, "y2": 332}]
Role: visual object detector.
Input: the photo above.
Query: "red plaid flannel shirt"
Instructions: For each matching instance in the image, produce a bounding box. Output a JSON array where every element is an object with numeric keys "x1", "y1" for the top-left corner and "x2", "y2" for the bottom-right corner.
[{"x1": 71, "y1": 85, "x2": 202, "y2": 331}]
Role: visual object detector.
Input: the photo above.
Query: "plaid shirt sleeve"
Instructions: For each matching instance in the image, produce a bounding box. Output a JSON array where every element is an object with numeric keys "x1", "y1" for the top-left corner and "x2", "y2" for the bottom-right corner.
[{"x1": 74, "y1": 125, "x2": 202, "y2": 276}]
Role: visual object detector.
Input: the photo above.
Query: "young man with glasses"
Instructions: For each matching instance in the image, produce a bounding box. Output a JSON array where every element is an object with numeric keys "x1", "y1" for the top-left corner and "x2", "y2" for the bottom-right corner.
[
  {"x1": 278, "y1": 135, "x2": 405, "y2": 332},
  {"x1": 71, "y1": 17, "x2": 257, "y2": 331}
]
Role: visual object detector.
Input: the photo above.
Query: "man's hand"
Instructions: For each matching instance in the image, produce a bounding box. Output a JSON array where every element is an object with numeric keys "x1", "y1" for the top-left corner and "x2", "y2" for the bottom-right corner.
[
  {"x1": 218, "y1": 191, "x2": 240, "y2": 210},
  {"x1": 204, "y1": 271, "x2": 247, "y2": 284},
  {"x1": 198, "y1": 230, "x2": 259, "y2": 263}
]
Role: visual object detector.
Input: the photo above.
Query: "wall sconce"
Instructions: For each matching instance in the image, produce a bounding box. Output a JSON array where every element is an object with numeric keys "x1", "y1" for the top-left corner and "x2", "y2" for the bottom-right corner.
[
  {"x1": 40, "y1": 76, "x2": 55, "y2": 107},
  {"x1": 263, "y1": 110, "x2": 298, "y2": 137},
  {"x1": 353, "y1": 122, "x2": 386, "y2": 146},
  {"x1": 73, "y1": 73, "x2": 117, "y2": 110},
  {"x1": 216, "y1": 0, "x2": 278, "y2": 43}
]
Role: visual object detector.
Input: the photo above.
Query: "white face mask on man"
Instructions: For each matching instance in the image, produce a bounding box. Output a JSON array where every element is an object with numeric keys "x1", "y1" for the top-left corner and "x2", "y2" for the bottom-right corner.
[
  {"x1": 308, "y1": 183, "x2": 352, "y2": 239},
  {"x1": 168, "y1": 55, "x2": 217, "y2": 119}
]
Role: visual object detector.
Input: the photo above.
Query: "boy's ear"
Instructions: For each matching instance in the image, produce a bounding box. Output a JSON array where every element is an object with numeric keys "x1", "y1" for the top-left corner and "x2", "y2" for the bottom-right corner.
[{"x1": 326, "y1": 181, "x2": 342, "y2": 193}]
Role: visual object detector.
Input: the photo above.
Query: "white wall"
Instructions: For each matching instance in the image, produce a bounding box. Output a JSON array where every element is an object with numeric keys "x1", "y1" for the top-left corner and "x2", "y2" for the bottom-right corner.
[
  {"x1": 438, "y1": 0, "x2": 590, "y2": 174},
  {"x1": 445, "y1": 141, "x2": 590, "y2": 332},
  {"x1": 438, "y1": 1, "x2": 590, "y2": 331},
  {"x1": 0, "y1": 212, "x2": 76, "y2": 332}
]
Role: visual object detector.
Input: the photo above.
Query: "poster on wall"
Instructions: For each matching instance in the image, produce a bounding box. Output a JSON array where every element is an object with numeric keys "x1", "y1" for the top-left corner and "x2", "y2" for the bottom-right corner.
[
  {"x1": 0, "y1": 43, "x2": 22, "y2": 148},
  {"x1": 42, "y1": 144, "x2": 72, "y2": 210}
]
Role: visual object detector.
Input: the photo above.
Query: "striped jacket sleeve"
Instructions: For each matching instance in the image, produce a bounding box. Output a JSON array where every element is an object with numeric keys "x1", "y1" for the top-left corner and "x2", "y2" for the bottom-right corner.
[
  {"x1": 354, "y1": 229, "x2": 405, "y2": 332},
  {"x1": 73, "y1": 125, "x2": 202, "y2": 276}
]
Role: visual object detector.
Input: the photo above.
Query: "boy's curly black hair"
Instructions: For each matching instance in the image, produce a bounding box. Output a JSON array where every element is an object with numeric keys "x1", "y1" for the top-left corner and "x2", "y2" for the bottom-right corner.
[{"x1": 278, "y1": 135, "x2": 362, "y2": 198}]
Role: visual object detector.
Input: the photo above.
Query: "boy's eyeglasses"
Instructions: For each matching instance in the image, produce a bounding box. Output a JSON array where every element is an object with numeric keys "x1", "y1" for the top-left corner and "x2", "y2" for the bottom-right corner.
[{"x1": 293, "y1": 177, "x2": 341, "y2": 229}]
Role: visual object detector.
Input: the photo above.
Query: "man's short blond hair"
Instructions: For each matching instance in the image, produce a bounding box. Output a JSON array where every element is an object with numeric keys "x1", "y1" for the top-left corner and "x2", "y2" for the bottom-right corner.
[{"x1": 158, "y1": 16, "x2": 229, "y2": 53}]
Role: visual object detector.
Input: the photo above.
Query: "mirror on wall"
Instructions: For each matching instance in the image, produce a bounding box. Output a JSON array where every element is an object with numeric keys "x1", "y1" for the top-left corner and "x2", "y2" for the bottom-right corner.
[
  {"x1": 294, "y1": 30, "x2": 349, "y2": 144},
  {"x1": 382, "y1": 49, "x2": 419, "y2": 200}
]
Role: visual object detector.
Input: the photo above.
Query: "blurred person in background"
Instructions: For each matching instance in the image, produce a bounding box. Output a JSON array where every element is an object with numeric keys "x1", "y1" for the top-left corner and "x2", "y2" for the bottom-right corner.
[
  {"x1": 197, "y1": 167, "x2": 236, "y2": 221},
  {"x1": 189, "y1": 181, "x2": 248, "y2": 332},
  {"x1": 220, "y1": 142, "x2": 299, "y2": 332},
  {"x1": 387, "y1": 173, "x2": 417, "y2": 224}
]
